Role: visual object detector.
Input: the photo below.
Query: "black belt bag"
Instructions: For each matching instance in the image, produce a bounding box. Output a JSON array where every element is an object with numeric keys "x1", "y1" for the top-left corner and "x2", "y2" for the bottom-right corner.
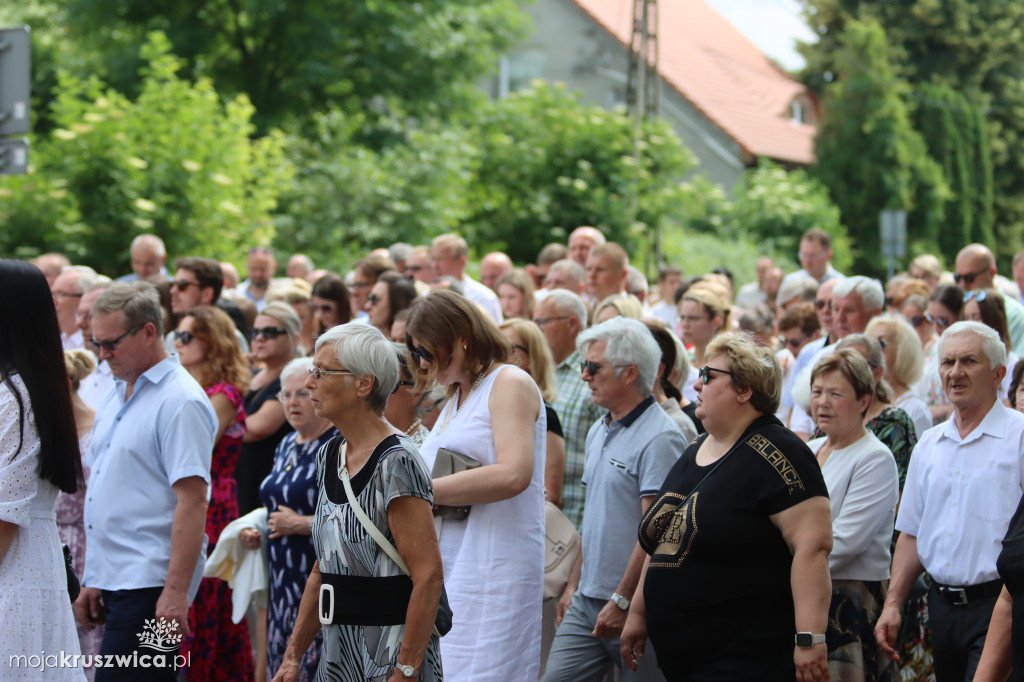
[
  {"x1": 933, "y1": 579, "x2": 1003, "y2": 606},
  {"x1": 318, "y1": 573, "x2": 413, "y2": 626}
]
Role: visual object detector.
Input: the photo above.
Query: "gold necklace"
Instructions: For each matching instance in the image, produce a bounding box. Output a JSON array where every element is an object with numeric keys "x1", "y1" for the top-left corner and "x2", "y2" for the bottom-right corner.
[{"x1": 434, "y1": 361, "x2": 495, "y2": 435}]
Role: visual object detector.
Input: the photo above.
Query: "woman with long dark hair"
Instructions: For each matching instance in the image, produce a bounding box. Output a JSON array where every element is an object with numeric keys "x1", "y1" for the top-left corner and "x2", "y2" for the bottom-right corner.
[{"x1": 0, "y1": 258, "x2": 86, "y2": 678}]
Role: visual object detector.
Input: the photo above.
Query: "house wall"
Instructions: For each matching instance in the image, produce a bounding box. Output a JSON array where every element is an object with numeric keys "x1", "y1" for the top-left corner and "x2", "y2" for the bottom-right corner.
[{"x1": 486, "y1": 0, "x2": 748, "y2": 189}]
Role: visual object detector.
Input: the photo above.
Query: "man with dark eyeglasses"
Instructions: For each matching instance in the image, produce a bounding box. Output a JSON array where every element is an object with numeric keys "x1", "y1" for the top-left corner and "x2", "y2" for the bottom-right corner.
[
  {"x1": 954, "y1": 243, "x2": 1024, "y2": 353},
  {"x1": 74, "y1": 281, "x2": 217, "y2": 680}
]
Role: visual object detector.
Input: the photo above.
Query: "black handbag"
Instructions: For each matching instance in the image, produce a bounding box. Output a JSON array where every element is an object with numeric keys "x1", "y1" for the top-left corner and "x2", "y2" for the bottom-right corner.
[{"x1": 63, "y1": 544, "x2": 81, "y2": 604}]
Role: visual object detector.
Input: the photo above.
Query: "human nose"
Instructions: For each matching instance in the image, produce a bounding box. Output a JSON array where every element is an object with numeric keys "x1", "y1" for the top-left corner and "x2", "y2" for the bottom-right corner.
[{"x1": 304, "y1": 372, "x2": 316, "y2": 389}]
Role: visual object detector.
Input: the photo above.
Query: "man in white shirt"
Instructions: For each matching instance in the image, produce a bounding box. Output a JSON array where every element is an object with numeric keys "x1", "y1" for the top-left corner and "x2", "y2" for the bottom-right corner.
[
  {"x1": 75, "y1": 277, "x2": 117, "y2": 409},
  {"x1": 51, "y1": 265, "x2": 97, "y2": 350},
  {"x1": 648, "y1": 266, "x2": 682, "y2": 327},
  {"x1": 875, "y1": 321, "x2": 1024, "y2": 681},
  {"x1": 430, "y1": 233, "x2": 503, "y2": 322},
  {"x1": 778, "y1": 228, "x2": 843, "y2": 291}
]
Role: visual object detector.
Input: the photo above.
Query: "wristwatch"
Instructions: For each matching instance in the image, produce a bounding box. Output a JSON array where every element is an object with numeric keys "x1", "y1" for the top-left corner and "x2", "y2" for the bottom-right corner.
[
  {"x1": 610, "y1": 592, "x2": 631, "y2": 611},
  {"x1": 794, "y1": 632, "x2": 826, "y2": 647},
  {"x1": 395, "y1": 663, "x2": 418, "y2": 678}
]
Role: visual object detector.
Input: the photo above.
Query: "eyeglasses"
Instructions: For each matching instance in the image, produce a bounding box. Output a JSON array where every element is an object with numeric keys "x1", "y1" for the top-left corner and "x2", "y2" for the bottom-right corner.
[
  {"x1": 312, "y1": 304, "x2": 335, "y2": 314},
  {"x1": 174, "y1": 330, "x2": 195, "y2": 345},
  {"x1": 580, "y1": 360, "x2": 626, "y2": 376},
  {"x1": 814, "y1": 299, "x2": 831, "y2": 310},
  {"x1": 249, "y1": 326, "x2": 288, "y2": 341},
  {"x1": 954, "y1": 267, "x2": 989, "y2": 287},
  {"x1": 963, "y1": 290, "x2": 988, "y2": 303},
  {"x1": 392, "y1": 379, "x2": 415, "y2": 395},
  {"x1": 925, "y1": 313, "x2": 953, "y2": 329},
  {"x1": 90, "y1": 323, "x2": 143, "y2": 352},
  {"x1": 52, "y1": 290, "x2": 83, "y2": 299},
  {"x1": 698, "y1": 365, "x2": 735, "y2": 384},
  {"x1": 535, "y1": 315, "x2": 570, "y2": 328},
  {"x1": 307, "y1": 366, "x2": 353, "y2": 380},
  {"x1": 170, "y1": 280, "x2": 199, "y2": 291},
  {"x1": 277, "y1": 389, "x2": 312, "y2": 401},
  {"x1": 367, "y1": 293, "x2": 382, "y2": 306},
  {"x1": 906, "y1": 315, "x2": 927, "y2": 327},
  {"x1": 405, "y1": 265, "x2": 424, "y2": 273},
  {"x1": 410, "y1": 344, "x2": 434, "y2": 364}
]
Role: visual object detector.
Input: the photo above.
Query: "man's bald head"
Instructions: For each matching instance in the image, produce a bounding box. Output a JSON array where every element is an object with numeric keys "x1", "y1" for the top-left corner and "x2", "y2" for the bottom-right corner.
[
  {"x1": 954, "y1": 243, "x2": 997, "y2": 290},
  {"x1": 129, "y1": 234, "x2": 167, "y2": 280},
  {"x1": 480, "y1": 252, "x2": 513, "y2": 292}
]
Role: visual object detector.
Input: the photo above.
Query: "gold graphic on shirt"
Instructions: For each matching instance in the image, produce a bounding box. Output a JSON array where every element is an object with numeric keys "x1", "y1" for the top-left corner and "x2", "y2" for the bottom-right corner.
[
  {"x1": 747, "y1": 433, "x2": 804, "y2": 494},
  {"x1": 643, "y1": 492, "x2": 699, "y2": 568}
]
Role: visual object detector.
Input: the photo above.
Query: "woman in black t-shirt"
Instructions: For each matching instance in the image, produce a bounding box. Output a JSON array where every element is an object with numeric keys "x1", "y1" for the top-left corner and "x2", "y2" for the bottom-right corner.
[{"x1": 620, "y1": 333, "x2": 832, "y2": 682}]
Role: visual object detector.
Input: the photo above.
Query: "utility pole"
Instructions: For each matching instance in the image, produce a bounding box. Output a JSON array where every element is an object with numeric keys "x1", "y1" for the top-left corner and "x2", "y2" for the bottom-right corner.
[
  {"x1": 0, "y1": 26, "x2": 31, "y2": 175},
  {"x1": 626, "y1": 0, "x2": 660, "y2": 277}
]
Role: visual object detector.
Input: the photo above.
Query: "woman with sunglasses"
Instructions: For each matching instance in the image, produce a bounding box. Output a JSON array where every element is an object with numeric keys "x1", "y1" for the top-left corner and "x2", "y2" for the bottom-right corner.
[
  {"x1": 406, "y1": 290, "x2": 546, "y2": 682},
  {"x1": 916, "y1": 284, "x2": 964, "y2": 424},
  {"x1": 385, "y1": 342, "x2": 431, "y2": 448},
  {"x1": 365, "y1": 270, "x2": 419, "y2": 339},
  {"x1": 310, "y1": 273, "x2": 353, "y2": 336},
  {"x1": 962, "y1": 288, "x2": 1019, "y2": 401},
  {"x1": 173, "y1": 305, "x2": 256, "y2": 682},
  {"x1": 620, "y1": 333, "x2": 832, "y2": 681},
  {"x1": 239, "y1": 357, "x2": 337, "y2": 682},
  {"x1": 236, "y1": 302, "x2": 301, "y2": 515},
  {"x1": 499, "y1": 318, "x2": 566, "y2": 506}
]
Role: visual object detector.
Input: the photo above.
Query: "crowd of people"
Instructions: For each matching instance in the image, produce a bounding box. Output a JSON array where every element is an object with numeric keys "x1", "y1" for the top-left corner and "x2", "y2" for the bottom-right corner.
[{"x1": 2, "y1": 224, "x2": 1024, "y2": 682}]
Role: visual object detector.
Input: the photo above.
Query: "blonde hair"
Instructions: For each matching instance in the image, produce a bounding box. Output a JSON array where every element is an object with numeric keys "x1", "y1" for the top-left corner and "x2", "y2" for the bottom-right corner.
[
  {"x1": 865, "y1": 315, "x2": 924, "y2": 387},
  {"x1": 704, "y1": 333, "x2": 782, "y2": 415},
  {"x1": 682, "y1": 282, "x2": 731, "y2": 331},
  {"x1": 64, "y1": 350, "x2": 96, "y2": 392},
  {"x1": 500, "y1": 319, "x2": 557, "y2": 403},
  {"x1": 594, "y1": 294, "x2": 644, "y2": 321}
]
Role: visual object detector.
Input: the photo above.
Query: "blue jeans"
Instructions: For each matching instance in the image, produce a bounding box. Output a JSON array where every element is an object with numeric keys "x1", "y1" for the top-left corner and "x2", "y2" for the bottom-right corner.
[
  {"x1": 541, "y1": 592, "x2": 663, "y2": 682},
  {"x1": 95, "y1": 587, "x2": 179, "y2": 682}
]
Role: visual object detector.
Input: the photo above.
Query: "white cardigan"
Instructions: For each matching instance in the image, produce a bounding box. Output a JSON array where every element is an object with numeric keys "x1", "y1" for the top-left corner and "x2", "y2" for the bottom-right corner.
[{"x1": 808, "y1": 431, "x2": 899, "y2": 581}]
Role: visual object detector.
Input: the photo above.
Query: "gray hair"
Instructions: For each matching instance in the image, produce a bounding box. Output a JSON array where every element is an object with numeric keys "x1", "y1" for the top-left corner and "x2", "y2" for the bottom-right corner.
[
  {"x1": 77, "y1": 270, "x2": 112, "y2": 294},
  {"x1": 833, "y1": 275, "x2": 884, "y2": 311},
  {"x1": 577, "y1": 317, "x2": 660, "y2": 394},
  {"x1": 626, "y1": 266, "x2": 648, "y2": 298},
  {"x1": 281, "y1": 356, "x2": 314, "y2": 386},
  {"x1": 389, "y1": 242, "x2": 413, "y2": 263},
  {"x1": 776, "y1": 274, "x2": 818, "y2": 306},
  {"x1": 835, "y1": 333, "x2": 893, "y2": 403},
  {"x1": 544, "y1": 289, "x2": 588, "y2": 328},
  {"x1": 940, "y1": 321, "x2": 1007, "y2": 371},
  {"x1": 260, "y1": 301, "x2": 302, "y2": 348},
  {"x1": 92, "y1": 281, "x2": 164, "y2": 336},
  {"x1": 131, "y1": 233, "x2": 166, "y2": 257},
  {"x1": 315, "y1": 322, "x2": 399, "y2": 411},
  {"x1": 548, "y1": 259, "x2": 585, "y2": 289}
]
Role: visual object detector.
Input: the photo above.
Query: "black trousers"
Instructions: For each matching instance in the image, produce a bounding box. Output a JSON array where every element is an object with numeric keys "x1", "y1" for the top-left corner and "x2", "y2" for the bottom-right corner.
[
  {"x1": 926, "y1": 583, "x2": 999, "y2": 682},
  {"x1": 95, "y1": 587, "x2": 180, "y2": 682}
]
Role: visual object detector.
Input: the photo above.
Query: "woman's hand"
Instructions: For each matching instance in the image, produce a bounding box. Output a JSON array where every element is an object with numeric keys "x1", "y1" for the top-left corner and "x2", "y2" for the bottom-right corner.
[
  {"x1": 269, "y1": 505, "x2": 310, "y2": 538},
  {"x1": 619, "y1": 610, "x2": 647, "y2": 672},
  {"x1": 239, "y1": 527, "x2": 262, "y2": 550},
  {"x1": 794, "y1": 643, "x2": 830, "y2": 682},
  {"x1": 270, "y1": 658, "x2": 300, "y2": 682}
]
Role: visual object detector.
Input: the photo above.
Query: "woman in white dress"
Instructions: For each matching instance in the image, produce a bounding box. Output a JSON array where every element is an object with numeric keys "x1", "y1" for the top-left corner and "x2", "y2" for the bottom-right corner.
[
  {"x1": 406, "y1": 290, "x2": 546, "y2": 681},
  {"x1": 0, "y1": 259, "x2": 86, "y2": 681}
]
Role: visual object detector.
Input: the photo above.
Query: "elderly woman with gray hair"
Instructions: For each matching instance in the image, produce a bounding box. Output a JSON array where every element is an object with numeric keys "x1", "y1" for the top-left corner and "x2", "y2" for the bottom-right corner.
[
  {"x1": 273, "y1": 323, "x2": 444, "y2": 682},
  {"x1": 237, "y1": 301, "x2": 302, "y2": 514}
]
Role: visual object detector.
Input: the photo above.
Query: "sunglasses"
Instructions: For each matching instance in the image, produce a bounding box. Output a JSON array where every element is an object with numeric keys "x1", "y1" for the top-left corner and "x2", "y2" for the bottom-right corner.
[
  {"x1": 925, "y1": 313, "x2": 953, "y2": 329},
  {"x1": 410, "y1": 344, "x2": 434, "y2": 364},
  {"x1": 249, "y1": 326, "x2": 288, "y2": 341},
  {"x1": 784, "y1": 337, "x2": 807, "y2": 349},
  {"x1": 963, "y1": 290, "x2": 988, "y2": 303},
  {"x1": 580, "y1": 360, "x2": 625, "y2": 376},
  {"x1": 307, "y1": 366, "x2": 354, "y2": 380},
  {"x1": 907, "y1": 315, "x2": 927, "y2": 327},
  {"x1": 367, "y1": 293, "x2": 382, "y2": 305},
  {"x1": 90, "y1": 323, "x2": 143, "y2": 353},
  {"x1": 392, "y1": 379, "x2": 415, "y2": 395},
  {"x1": 814, "y1": 299, "x2": 831, "y2": 310},
  {"x1": 277, "y1": 389, "x2": 311, "y2": 401},
  {"x1": 698, "y1": 365, "x2": 735, "y2": 384},
  {"x1": 174, "y1": 330, "x2": 195, "y2": 345},
  {"x1": 170, "y1": 280, "x2": 198, "y2": 291},
  {"x1": 954, "y1": 267, "x2": 988, "y2": 287}
]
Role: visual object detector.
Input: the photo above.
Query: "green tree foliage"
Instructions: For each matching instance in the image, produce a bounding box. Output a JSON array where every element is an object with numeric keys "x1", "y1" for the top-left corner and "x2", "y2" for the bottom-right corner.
[
  {"x1": 798, "y1": 0, "x2": 1024, "y2": 264},
  {"x1": 808, "y1": 18, "x2": 946, "y2": 276},
  {"x1": 462, "y1": 82, "x2": 696, "y2": 264},
  {"x1": 0, "y1": 33, "x2": 291, "y2": 274},
  {"x1": 60, "y1": 0, "x2": 529, "y2": 134}
]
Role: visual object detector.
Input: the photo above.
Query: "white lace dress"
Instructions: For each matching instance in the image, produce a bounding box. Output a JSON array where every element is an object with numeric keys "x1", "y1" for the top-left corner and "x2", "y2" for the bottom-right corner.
[{"x1": 0, "y1": 375, "x2": 85, "y2": 680}]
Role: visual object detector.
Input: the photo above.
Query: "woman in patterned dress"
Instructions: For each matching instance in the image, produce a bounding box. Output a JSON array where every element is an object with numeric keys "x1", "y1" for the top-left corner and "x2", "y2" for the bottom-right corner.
[
  {"x1": 273, "y1": 323, "x2": 444, "y2": 682},
  {"x1": 174, "y1": 305, "x2": 254, "y2": 682},
  {"x1": 240, "y1": 357, "x2": 337, "y2": 682}
]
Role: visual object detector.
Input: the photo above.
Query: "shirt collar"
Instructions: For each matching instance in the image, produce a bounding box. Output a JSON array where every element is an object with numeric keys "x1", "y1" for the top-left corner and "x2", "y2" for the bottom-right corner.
[
  {"x1": 557, "y1": 349, "x2": 582, "y2": 371},
  {"x1": 939, "y1": 397, "x2": 1013, "y2": 443},
  {"x1": 116, "y1": 354, "x2": 179, "y2": 391},
  {"x1": 605, "y1": 394, "x2": 656, "y2": 428}
]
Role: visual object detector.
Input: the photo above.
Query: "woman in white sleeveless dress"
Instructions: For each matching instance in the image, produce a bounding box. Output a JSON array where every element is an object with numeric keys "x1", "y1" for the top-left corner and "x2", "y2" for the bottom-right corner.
[{"x1": 407, "y1": 290, "x2": 546, "y2": 682}]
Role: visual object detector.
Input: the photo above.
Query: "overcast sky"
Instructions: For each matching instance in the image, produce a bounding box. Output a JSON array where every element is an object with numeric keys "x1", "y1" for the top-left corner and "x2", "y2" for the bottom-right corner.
[{"x1": 705, "y1": 0, "x2": 817, "y2": 71}]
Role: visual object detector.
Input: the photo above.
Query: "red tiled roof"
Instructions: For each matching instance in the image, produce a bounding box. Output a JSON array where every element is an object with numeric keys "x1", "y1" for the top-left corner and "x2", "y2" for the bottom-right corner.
[{"x1": 571, "y1": 0, "x2": 816, "y2": 165}]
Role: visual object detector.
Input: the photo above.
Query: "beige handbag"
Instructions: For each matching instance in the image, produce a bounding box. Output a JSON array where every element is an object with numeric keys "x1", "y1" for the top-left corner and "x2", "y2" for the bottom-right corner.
[
  {"x1": 430, "y1": 447, "x2": 482, "y2": 520},
  {"x1": 544, "y1": 501, "x2": 581, "y2": 600}
]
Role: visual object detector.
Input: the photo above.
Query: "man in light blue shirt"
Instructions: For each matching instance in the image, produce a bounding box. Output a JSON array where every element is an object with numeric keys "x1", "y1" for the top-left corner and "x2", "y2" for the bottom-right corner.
[
  {"x1": 74, "y1": 282, "x2": 216, "y2": 681},
  {"x1": 115, "y1": 233, "x2": 170, "y2": 282}
]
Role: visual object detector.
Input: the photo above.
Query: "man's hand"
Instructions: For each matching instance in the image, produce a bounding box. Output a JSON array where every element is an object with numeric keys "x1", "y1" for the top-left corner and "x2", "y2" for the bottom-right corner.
[
  {"x1": 873, "y1": 604, "x2": 902, "y2": 662},
  {"x1": 155, "y1": 586, "x2": 191, "y2": 639},
  {"x1": 73, "y1": 587, "x2": 105, "y2": 630},
  {"x1": 555, "y1": 584, "x2": 575, "y2": 626},
  {"x1": 592, "y1": 600, "x2": 628, "y2": 639}
]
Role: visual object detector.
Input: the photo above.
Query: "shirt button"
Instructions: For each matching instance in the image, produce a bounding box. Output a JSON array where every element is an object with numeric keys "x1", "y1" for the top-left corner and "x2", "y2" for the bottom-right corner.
[{"x1": 946, "y1": 561, "x2": 951, "y2": 566}]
